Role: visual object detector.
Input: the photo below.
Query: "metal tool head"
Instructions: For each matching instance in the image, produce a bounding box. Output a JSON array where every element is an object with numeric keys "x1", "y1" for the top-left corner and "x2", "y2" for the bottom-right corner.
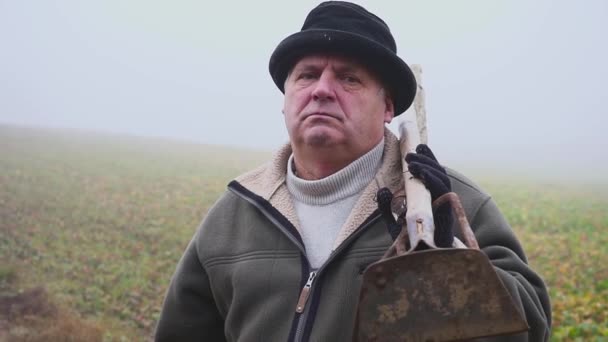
[{"x1": 355, "y1": 248, "x2": 529, "y2": 342}]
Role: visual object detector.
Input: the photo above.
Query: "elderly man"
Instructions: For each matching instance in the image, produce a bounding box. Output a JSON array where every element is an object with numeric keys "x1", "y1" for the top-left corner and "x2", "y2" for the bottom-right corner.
[{"x1": 155, "y1": 2, "x2": 551, "y2": 341}]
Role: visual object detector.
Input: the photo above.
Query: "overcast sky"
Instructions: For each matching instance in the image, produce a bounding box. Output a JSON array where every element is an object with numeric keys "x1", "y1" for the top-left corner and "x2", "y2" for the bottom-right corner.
[{"x1": 1, "y1": 0, "x2": 607, "y2": 180}]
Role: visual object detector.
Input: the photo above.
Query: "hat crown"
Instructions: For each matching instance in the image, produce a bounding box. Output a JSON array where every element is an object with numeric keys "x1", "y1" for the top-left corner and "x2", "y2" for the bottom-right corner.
[{"x1": 302, "y1": 1, "x2": 397, "y2": 53}]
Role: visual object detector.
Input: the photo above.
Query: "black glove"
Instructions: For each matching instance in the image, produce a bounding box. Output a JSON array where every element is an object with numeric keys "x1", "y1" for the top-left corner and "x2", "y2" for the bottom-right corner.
[
  {"x1": 376, "y1": 187, "x2": 401, "y2": 241},
  {"x1": 405, "y1": 144, "x2": 454, "y2": 248}
]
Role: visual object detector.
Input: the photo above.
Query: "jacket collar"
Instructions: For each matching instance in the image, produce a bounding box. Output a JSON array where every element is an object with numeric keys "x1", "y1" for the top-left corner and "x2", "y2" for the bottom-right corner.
[{"x1": 234, "y1": 128, "x2": 404, "y2": 247}]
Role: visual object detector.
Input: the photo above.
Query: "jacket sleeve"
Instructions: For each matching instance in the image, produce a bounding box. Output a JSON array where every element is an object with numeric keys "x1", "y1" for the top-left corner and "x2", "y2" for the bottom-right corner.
[
  {"x1": 154, "y1": 227, "x2": 226, "y2": 342},
  {"x1": 471, "y1": 196, "x2": 552, "y2": 342}
]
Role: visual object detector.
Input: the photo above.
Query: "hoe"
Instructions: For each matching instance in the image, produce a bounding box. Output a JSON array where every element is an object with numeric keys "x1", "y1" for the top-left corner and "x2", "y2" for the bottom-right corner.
[{"x1": 354, "y1": 65, "x2": 529, "y2": 341}]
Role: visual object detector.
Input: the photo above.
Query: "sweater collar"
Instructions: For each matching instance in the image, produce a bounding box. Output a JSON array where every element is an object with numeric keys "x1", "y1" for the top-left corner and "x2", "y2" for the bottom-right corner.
[{"x1": 286, "y1": 139, "x2": 384, "y2": 205}]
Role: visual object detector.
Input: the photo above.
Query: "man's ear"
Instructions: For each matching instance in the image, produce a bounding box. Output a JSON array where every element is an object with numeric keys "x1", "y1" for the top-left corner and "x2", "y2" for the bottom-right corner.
[{"x1": 383, "y1": 94, "x2": 395, "y2": 124}]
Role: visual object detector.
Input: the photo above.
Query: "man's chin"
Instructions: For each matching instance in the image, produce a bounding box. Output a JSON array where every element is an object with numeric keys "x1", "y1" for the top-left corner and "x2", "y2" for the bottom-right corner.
[{"x1": 303, "y1": 130, "x2": 344, "y2": 148}]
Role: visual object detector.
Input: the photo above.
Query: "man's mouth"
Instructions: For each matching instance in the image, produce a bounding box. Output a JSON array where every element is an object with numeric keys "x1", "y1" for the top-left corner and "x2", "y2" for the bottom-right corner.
[{"x1": 305, "y1": 112, "x2": 341, "y2": 121}]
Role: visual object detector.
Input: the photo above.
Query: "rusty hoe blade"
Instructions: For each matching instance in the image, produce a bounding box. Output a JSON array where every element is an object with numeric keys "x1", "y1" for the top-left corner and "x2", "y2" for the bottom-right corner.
[{"x1": 354, "y1": 193, "x2": 529, "y2": 342}]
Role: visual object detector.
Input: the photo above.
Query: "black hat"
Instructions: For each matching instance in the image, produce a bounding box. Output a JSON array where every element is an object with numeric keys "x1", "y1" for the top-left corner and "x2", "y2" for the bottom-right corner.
[{"x1": 269, "y1": 1, "x2": 416, "y2": 116}]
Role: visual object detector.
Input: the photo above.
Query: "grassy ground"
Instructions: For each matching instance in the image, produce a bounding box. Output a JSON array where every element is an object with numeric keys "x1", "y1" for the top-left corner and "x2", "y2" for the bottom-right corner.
[
  {"x1": 479, "y1": 181, "x2": 608, "y2": 340},
  {"x1": 1, "y1": 125, "x2": 606, "y2": 341}
]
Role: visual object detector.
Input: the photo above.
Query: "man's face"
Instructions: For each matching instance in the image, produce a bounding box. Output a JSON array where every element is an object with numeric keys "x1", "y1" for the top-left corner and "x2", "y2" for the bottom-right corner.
[{"x1": 283, "y1": 54, "x2": 394, "y2": 156}]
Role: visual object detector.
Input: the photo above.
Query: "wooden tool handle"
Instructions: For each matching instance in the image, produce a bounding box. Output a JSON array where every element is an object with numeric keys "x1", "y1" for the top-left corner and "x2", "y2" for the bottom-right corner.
[{"x1": 399, "y1": 65, "x2": 437, "y2": 251}]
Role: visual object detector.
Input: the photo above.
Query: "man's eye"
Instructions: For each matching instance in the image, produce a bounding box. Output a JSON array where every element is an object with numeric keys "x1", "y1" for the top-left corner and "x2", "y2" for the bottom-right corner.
[
  {"x1": 341, "y1": 75, "x2": 360, "y2": 83},
  {"x1": 298, "y1": 73, "x2": 316, "y2": 80}
]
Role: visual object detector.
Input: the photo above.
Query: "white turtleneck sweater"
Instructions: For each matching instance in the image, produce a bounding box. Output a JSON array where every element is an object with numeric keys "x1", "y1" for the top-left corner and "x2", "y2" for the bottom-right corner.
[{"x1": 286, "y1": 139, "x2": 384, "y2": 269}]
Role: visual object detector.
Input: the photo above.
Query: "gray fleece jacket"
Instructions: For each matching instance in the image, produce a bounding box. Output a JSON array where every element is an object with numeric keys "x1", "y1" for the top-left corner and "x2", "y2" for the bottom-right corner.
[{"x1": 155, "y1": 129, "x2": 551, "y2": 341}]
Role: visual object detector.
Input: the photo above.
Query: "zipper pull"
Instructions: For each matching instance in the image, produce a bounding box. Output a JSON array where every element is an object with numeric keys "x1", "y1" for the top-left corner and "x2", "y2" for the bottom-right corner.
[{"x1": 296, "y1": 271, "x2": 316, "y2": 313}]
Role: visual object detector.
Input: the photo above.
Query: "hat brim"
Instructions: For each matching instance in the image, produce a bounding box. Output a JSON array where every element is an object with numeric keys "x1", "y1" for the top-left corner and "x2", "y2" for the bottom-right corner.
[{"x1": 269, "y1": 29, "x2": 417, "y2": 115}]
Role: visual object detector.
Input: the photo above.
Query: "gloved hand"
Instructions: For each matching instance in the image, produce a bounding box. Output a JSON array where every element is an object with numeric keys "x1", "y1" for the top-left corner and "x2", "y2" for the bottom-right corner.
[
  {"x1": 376, "y1": 187, "x2": 401, "y2": 241},
  {"x1": 405, "y1": 144, "x2": 454, "y2": 248}
]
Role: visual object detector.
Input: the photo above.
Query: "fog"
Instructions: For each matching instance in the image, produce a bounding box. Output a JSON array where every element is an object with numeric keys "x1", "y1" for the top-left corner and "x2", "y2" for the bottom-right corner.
[{"x1": 1, "y1": 0, "x2": 607, "y2": 181}]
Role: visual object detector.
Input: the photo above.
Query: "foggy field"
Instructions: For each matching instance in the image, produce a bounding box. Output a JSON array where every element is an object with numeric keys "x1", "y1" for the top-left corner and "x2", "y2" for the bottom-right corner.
[{"x1": 1, "y1": 125, "x2": 606, "y2": 341}]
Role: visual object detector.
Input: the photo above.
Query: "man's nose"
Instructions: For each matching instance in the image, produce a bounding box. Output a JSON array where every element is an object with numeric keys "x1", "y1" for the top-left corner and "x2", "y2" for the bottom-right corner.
[{"x1": 312, "y1": 72, "x2": 335, "y2": 102}]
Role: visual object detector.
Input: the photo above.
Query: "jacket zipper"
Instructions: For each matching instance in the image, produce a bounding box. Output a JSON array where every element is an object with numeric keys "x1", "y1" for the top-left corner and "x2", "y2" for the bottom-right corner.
[
  {"x1": 296, "y1": 271, "x2": 317, "y2": 313},
  {"x1": 293, "y1": 214, "x2": 381, "y2": 342},
  {"x1": 292, "y1": 270, "x2": 315, "y2": 341},
  {"x1": 229, "y1": 182, "x2": 380, "y2": 342}
]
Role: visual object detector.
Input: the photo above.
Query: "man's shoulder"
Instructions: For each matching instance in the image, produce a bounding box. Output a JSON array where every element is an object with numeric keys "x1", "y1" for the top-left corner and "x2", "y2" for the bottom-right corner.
[
  {"x1": 231, "y1": 143, "x2": 292, "y2": 199},
  {"x1": 234, "y1": 161, "x2": 273, "y2": 186},
  {"x1": 445, "y1": 167, "x2": 491, "y2": 204}
]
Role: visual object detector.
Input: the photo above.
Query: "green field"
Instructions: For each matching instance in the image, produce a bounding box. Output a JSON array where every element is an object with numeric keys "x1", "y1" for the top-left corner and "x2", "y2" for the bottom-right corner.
[{"x1": 1, "y1": 125, "x2": 606, "y2": 341}]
